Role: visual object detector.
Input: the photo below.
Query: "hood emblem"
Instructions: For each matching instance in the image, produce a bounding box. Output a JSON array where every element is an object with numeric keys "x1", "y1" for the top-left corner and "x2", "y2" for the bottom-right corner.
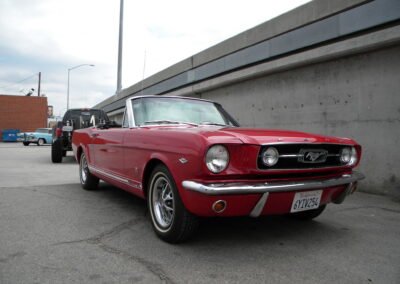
[{"x1": 298, "y1": 149, "x2": 328, "y2": 163}]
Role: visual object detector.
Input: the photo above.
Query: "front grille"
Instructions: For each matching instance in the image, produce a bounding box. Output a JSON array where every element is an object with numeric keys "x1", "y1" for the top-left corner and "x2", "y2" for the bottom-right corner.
[{"x1": 257, "y1": 144, "x2": 349, "y2": 170}]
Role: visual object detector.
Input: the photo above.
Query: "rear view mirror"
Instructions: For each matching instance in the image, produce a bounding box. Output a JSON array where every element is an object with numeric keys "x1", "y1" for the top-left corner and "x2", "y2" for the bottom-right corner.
[{"x1": 96, "y1": 120, "x2": 121, "y2": 129}]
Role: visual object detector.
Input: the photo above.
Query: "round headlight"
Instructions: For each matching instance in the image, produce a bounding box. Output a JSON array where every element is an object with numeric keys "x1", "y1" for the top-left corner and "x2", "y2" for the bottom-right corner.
[
  {"x1": 340, "y1": 147, "x2": 352, "y2": 164},
  {"x1": 340, "y1": 147, "x2": 358, "y2": 166},
  {"x1": 262, "y1": 147, "x2": 279, "y2": 167},
  {"x1": 205, "y1": 145, "x2": 229, "y2": 173}
]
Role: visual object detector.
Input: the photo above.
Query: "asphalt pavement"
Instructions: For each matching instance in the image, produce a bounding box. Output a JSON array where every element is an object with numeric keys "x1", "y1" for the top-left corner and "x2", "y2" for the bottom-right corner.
[{"x1": 0, "y1": 142, "x2": 399, "y2": 284}]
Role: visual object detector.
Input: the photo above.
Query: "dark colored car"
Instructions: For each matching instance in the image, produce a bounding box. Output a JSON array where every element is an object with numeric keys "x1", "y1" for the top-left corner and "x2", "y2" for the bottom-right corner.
[{"x1": 51, "y1": 108, "x2": 109, "y2": 163}]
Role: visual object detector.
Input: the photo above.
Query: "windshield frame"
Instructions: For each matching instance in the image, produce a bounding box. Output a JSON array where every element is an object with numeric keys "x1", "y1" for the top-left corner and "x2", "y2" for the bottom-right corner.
[{"x1": 126, "y1": 96, "x2": 239, "y2": 128}]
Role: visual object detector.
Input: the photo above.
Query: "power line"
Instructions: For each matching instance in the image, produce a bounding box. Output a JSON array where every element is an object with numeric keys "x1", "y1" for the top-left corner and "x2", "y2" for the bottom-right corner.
[{"x1": 0, "y1": 72, "x2": 39, "y2": 91}]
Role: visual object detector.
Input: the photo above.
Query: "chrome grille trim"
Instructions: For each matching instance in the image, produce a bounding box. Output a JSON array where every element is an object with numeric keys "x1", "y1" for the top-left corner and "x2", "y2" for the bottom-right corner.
[{"x1": 258, "y1": 143, "x2": 351, "y2": 170}]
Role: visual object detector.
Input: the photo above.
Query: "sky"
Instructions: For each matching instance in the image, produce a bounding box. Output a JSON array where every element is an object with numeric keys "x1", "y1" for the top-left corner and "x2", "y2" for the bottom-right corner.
[{"x1": 0, "y1": 0, "x2": 310, "y2": 117}]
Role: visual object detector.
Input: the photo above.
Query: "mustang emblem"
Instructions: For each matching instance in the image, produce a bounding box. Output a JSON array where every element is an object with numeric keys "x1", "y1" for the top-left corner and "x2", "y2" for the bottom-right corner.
[
  {"x1": 298, "y1": 149, "x2": 328, "y2": 163},
  {"x1": 306, "y1": 152, "x2": 323, "y2": 161}
]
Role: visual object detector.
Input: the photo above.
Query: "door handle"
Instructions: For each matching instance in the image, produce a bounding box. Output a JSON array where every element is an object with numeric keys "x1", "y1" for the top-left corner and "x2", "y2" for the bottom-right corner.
[{"x1": 91, "y1": 133, "x2": 99, "y2": 138}]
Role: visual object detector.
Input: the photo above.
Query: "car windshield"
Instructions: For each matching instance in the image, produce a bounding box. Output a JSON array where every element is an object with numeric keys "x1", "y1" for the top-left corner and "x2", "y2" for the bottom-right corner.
[
  {"x1": 131, "y1": 97, "x2": 239, "y2": 127},
  {"x1": 35, "y1": 128, "x2": 49, "y2": 133}
]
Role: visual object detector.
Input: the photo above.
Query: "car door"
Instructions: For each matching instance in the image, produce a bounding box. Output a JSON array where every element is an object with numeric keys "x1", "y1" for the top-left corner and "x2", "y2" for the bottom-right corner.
[
  {"x1": 91, "y1": 128, "x2": 126, "y2": 179},
  {"x1": 45, "y1": 129, "x2": 52, "y2": 143}
]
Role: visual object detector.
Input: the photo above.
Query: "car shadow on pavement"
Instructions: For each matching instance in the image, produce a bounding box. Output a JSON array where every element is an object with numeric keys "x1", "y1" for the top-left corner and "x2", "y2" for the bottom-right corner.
[
  {"x1": 91, "y1": 181, "x2": 346, "y2": 246},
  {"x1": 91, "y1": 182, "x2": 148, "y2": 214},
  {"x1": 193, "y1": 215, "x2": 342, "y2": 245},
  {"x1": 60, "y1": 155, "x2": 78, "y2": 164}
]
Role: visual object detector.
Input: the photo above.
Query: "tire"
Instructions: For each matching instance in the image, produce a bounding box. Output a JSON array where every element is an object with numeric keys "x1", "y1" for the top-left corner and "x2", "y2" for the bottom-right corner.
[
  {"x1": 62, "y1": 150, "x2": 67, "y2": 157},
  {"x1": 51, "y1": 139, "x2": 63, "y2": 163},
  {"x1": 79, "y1": 152, "x2": 99, "y2": 190},
  {"x1": 289, "y1": 204, "x2": 327, "y2": 220},
  {"x1": 147, "y1": 165, "x2": 199, "y2": 243},
  {"x1": 23, "y1": 142, "x2": 29, "y2": 146},
  {"x1": 37, "y1": 138, "x2": 45, "y2": 146}
]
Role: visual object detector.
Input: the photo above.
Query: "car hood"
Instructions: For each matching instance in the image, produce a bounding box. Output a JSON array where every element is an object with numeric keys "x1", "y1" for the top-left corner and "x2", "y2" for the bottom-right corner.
[{"x1": 193, "y1": 126, "x2": 356, "y2": 145}]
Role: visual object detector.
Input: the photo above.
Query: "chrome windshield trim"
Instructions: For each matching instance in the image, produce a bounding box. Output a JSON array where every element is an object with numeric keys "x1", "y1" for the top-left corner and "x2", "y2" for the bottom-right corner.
[{"x1": 182, "y1": 171, "x2": 365, "y2": 195}]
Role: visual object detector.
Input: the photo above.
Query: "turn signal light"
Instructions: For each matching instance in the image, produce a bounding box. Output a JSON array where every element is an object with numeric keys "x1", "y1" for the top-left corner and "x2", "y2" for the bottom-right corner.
[
  {"x1": 212, "y1": 200, "x2": 227, "y2": 213},
  {"x1": 56, "y1": 128, "x2": 62, "y2": 138}
]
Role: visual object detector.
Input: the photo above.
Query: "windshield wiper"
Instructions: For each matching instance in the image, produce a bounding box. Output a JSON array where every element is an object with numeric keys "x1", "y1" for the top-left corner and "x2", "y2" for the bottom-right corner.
[
  {"x1": 143, "y1": 120, "x2": 198, "y2": 127},
  {"x1": 200, "y1": 122, "x2": 231, "y2": 127}
]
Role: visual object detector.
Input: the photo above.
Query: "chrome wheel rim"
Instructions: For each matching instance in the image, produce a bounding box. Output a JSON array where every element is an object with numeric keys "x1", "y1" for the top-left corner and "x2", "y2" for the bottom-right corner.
[
  {"x1": 38, "y1": 139, "x2": 44, "y2": 146},
  {"x1": 80, "y1": 155, "x2": 88, "y2": 184},
  {"x1": 151, "y1": 174, "x2": 174, "y2": 230}
]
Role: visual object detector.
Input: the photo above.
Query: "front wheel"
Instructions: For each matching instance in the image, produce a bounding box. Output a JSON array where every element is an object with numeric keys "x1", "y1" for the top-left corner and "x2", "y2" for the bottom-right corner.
[
  {"x1": 288, "y1": 204, "x2": 327, "y2": 220},
  {"x1": 148, "y1": 165, "x2": 198, "y2": 243},
  {"x1": 51, "y1": 139, "x2": 63, "y2": 163},
  {"x1": 37, "y1": 138, "x2": 45, "y2": 146},
  {"x1": 79, "y1": 152, "x2": 99, "y2": 190}
]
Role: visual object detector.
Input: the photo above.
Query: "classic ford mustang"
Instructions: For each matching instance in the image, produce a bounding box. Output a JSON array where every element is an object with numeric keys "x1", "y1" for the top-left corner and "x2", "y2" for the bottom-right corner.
[{"x1": 72, "y1": 96, "x2": 364, "y2": 243}]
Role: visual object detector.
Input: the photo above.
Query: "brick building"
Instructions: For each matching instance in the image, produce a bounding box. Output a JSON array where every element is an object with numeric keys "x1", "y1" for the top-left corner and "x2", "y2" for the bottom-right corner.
[{"x1": 0, "y1": 94, "x2": 48, "y2": 136}]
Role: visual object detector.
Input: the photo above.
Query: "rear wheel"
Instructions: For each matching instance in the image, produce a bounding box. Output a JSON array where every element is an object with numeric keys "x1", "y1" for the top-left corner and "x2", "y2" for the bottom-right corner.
[
  {"x1": 289, "y1": 204, "x2": 326, "y2": 220},
  {"x1": 51, "y1": 139, "x2": 63, "y2": 163},
  {"x1": 148, "y1": 165, "x2": 198, "y2": 243},
  {"x1": 23, "y1": 142, "x2": 29, "y2": 146},
  {"x1": 79, "y1": 152, "x2": 99, "y2": 190},
  {"x1": 37, "y1": 138, "x2": 45, "y2": 146}
]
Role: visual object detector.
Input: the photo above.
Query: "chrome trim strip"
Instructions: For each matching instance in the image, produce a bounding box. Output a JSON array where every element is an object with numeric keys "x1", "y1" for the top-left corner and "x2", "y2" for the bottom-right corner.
[
  {"x1": 182, "y1": 171, "x2": 365, "y2": 195},
  {"x1": 279, "y1": 154, "x2": 302, "y2": 158},
  {"x1": 257, "y1": 166, "x2": 351, "y2": 171},
  {"x1": 279, "y1": 153, "x2": 340, "y2": 158},
  {"x1": 258, "y1": 144, "x2": 351, "y2": 170},
  {"x1": 249, "y1": 192, "x2": 269, "y2": 218},
  {"x1": 90, "y1": 166, "x2": 129, "y2": 184},
  {"x1": 260, "y1": 142, "x2": 354, "y2": 146},
  {"x1": 89, "y1": 166, "x2": 143, "y2": 190}
]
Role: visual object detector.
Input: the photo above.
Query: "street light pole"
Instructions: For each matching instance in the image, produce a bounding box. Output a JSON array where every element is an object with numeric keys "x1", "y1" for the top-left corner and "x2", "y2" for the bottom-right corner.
[
  {"x1": 116, "y1": 0, "x2": 124, "y2": 94},
  {"x1": 37, "y1": 72, "x2": 41, "y2": 96},
  {"x1": 67, "y1": 64, "x2": 94, "y2": 110}
]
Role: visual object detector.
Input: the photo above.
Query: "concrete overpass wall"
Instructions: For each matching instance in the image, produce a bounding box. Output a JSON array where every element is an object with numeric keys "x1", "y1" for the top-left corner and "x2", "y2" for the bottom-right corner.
[
  {"x1": 96, "y1": 0, "x2": 400, "y2": 196},
  {"x1": 197, "y1": 44, "x2": 400, "y2": 197}
]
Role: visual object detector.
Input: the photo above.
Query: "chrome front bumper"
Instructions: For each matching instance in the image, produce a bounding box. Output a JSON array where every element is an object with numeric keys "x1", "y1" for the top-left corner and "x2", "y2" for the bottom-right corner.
[{"x1": 182, "y1": 171, "x2": 365, "y2": 195}]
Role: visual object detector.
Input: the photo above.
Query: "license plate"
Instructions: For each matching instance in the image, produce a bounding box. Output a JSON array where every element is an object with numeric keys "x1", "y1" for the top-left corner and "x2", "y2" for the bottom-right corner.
[
  {"x1": 62, "y1": 126, "x2": 73, "y2": 132},
  {"x1": 290, "y1": 190, "x2": 322, "y2": 213}
]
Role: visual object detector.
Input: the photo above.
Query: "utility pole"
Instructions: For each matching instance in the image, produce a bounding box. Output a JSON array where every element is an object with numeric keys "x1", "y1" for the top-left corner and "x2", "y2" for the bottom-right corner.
[
  {"x1": 37, "y1": 72, "x2": 41, "y2": 96},
  {"x1": 116, "y1": 0, "x2": 124, "y2": 94}
]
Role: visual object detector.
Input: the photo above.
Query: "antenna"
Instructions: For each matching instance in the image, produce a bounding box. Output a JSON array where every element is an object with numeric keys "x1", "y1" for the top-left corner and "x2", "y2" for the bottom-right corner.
[{"x1": 141, "y1": 49, "x2": 147, "y2": 95}]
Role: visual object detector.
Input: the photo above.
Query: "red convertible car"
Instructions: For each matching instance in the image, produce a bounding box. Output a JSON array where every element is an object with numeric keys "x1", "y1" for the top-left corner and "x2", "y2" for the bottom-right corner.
[{"x1": 72, "y1": 96, "x2": 364, "y2": 243}]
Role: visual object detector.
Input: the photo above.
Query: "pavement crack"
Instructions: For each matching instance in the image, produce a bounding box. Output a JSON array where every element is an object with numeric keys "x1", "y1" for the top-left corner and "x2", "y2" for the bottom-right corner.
[
  {"x1": 97, "y1": 242, "x2": 176, "y2": 284},
  {"x1": 0, "y1": 251, "x2": 27, "y2": 264},
  {"x1": 11, "y1": 186, "x2": 81, "y2": 202},
  {"x1": 52, "y1": 217, "x2": 175, "y2": 283},
  {"x1": 53, "y1": 218, "x2": 143, "y2": 246},
  {"x1": 338, "y1": 206, "x2": 400, "y2": 214}
]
